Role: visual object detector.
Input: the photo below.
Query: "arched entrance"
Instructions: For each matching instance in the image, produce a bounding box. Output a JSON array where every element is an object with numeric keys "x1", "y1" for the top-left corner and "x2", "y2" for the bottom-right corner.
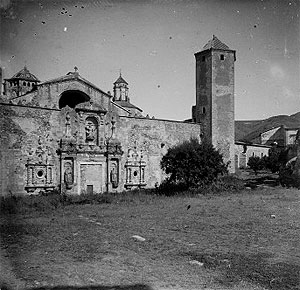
[{"x1": 59, "y1": 90, "x2": 90, "y2": 109}]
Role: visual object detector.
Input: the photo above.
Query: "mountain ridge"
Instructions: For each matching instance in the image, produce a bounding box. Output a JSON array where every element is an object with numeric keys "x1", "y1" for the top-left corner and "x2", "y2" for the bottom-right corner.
[{"x1": 235, "y1": 112, "x2": 300, "y2": 142}]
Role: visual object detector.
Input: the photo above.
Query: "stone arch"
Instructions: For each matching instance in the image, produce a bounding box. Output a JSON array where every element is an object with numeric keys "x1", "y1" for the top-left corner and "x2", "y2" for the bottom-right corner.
[{"x1": 59, "y1": 90, "x2": 90, "y2": 109}]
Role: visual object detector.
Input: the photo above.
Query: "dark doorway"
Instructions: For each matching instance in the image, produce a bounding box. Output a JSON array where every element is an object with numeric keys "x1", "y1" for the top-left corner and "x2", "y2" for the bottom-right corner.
[
  {"x1": 87, "y1": 185, "x2": 93, "y2": 195},
  {"x1": 59, "y1": 90, "x2": 90, "y2": 109}
]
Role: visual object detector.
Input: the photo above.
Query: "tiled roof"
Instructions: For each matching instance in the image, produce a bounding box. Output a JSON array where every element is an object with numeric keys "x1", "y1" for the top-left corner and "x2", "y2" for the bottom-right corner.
[
  {"x1": 114, "y1": 100, "x2": 142, "y2": 112},
  {"x1": 202, "y1": 35, "x2": 230, "y2": 51},
  {"x1": 114, "y1": 75, "x2": 128, "y2": 85},
  {"x1": 9, "y1": 66, "x2": 40, "y2": 82}
]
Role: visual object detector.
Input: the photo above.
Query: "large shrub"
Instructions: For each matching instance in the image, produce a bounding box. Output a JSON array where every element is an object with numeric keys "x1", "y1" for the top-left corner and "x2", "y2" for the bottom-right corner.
[
  {"x1": 264, "y1": 146, "x2": 287, "y2": 173},
  {"x1": 160, "y1": 138, "x2": 228, "y2": 188},
  {"x1": 247, "y1": 156, "x2": 264, "y2": 175}
]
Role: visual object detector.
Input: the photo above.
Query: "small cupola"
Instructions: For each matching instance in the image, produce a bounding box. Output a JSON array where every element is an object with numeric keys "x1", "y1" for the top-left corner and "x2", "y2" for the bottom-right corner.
[
  {"x1": 113, "y1": 73, "x2": 129, "y2": 102},
  {"x1": 3, "y1": 66, "x2": 40, "y2": 98}
]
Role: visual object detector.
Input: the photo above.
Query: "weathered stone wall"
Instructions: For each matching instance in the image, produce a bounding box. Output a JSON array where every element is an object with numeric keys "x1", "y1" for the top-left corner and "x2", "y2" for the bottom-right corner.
[
  {"x1": 9, "y1": 79, "x2": 113, "y2": 112},
  {"x1": 194, "y1": 48, "x2": 235, "y2": 173},
  {"x1": 0, "y1": 104, "x2": 62, "y2": 195},
  {"x1": 211, "y1": 50, "x2": 235, "y2": 173},
  {"x1": 116, "y1": 116, "x2": 201, "y2": 188},
  {"x1": 194, "y1": 52, "x2": 212, "y2": 138},
  {"x1": 0, "y1": 101, "x2": 201, "y2": 195}
]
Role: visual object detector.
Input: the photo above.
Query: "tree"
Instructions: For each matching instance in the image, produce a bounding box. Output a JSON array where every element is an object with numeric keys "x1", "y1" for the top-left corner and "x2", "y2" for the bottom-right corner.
[
  {"x1": 264, "y1": 146, "x2": 286, "y2": 173},
  {"x1": 247, "y1": 156, "x2": 264, "y2": 175},
  {"x1": 160, "y1": 138, "x2": 228, "y2": 188}
]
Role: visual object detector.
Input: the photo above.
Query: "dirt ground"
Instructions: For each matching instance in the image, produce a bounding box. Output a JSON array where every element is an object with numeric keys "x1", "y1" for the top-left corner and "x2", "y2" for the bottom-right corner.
[{"x1": 1, "y1": 187, "x2": 300, "y2": 290}]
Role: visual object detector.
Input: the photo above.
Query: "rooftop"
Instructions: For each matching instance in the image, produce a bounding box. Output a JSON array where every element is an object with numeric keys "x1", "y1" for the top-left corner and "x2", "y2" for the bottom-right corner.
[
  {"x1": 114, "y1": 100, "x2": 142, "y2": 112},
  {"x1": 8, "y1": 66, "x2": 40, "y2": 82},
  {"x1": 114, "y1": 74, "x2": 128, "y2": 85},
  {"x1": 202, "y1": 35, "x2": 231, "y2": 51}
]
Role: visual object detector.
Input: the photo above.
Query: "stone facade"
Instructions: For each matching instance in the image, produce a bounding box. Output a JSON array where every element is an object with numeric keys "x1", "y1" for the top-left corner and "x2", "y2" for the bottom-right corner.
[{"x1": 0, "y1": 36, "x2": 236, "y2": 195}]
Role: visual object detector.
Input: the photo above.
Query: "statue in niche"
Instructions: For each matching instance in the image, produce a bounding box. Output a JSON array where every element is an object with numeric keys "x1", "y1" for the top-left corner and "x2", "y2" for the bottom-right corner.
[
  {"x1": 64, "y1": 162, "x2": 73, "y2": 188},
  {"x1": 85, "y1": 117, "x2": 97, "y2": 142},
  {"x1": 110, "y1": 164, "x2": 118, "y2": 188}
]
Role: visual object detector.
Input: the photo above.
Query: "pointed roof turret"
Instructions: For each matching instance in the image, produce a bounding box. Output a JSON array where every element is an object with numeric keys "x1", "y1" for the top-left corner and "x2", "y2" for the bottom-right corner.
[
  {"x1": 202, "y1": 35, "x2": 230, "y2": 51},
  {"x1": 196, "y1": 35, "x2": 236, "y2": 61},
  {"x1": 10, "y1": 66, "x2": 40, "y2": 82},
  {"x1": 114, "y1": 73, "x2": 128, "y2": 85}
]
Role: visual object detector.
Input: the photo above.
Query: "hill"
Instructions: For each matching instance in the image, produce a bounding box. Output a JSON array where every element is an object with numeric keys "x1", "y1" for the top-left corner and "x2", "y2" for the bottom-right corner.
[{"x1": 235, "y1": 112, "x2": 300, "y2": 142}]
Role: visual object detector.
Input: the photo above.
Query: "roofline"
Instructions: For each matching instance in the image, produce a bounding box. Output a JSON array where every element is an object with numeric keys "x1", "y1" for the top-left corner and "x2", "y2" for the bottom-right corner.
[
  {"x1": 283, "y1": 127, "x2": 299, "y2": 130},
  {"x1": 114, "y1": 101, "x2": 143, "y2": 112},
  {"x1": 235, "y1": 141, "x2": 272, "y2": 148},
  {"x1": 195, "y1": 48, "x2": 236, "y2": 61},
  {"x1": 114, "y1": 80, "x2": 128, "y2": 85},
  {"x1": 119, "y1": 115, "x2": 201, "y2": 125},
  {"x1": 40, "y1": 75, "x2": 112, "y2": 98},
  {"x1": 111, "y1": 101, "x2": 131, "y2": 114},
  {"x1": 4, "y1": 77, "x2": 40, "y2": 82}
]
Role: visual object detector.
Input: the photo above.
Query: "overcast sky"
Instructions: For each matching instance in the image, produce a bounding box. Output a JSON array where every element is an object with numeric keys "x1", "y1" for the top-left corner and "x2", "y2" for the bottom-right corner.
[{"x1": 1, "y1": 0, "x2": 299, "y2": 121}]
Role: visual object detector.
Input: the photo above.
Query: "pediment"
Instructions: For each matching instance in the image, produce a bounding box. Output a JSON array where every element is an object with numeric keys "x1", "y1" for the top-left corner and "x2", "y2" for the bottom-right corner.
[{"x1": 41, "y1": 72, "x2": 111, "y2": 98}]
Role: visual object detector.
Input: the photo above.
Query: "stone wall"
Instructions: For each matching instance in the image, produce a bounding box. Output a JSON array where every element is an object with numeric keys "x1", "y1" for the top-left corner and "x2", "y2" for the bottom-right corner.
[
  {"x1": 0, "y1": 103, "x2": 62, "y2": 195},
  {"x1": 0, "y1": 102, "x2": 201, "y2": 195},
  {"x1": 9, "y1": 78, "x2": 113, "y2": 112},
  {"x1": 116, "y1": 116, "x2": 201, "y2": 189}
]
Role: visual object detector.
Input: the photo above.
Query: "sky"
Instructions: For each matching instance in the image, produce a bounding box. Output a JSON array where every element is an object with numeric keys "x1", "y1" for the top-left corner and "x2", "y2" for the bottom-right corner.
[{"x1": 0, "y1": 0, "x2": 299, "y2": 121}]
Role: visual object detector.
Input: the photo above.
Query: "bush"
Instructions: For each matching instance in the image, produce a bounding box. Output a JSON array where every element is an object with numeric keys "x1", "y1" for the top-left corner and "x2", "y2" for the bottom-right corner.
[
  {"x1": 157, "y1": 175, "x2": 245, "y2": 196},
  {"x1": 157, "y1": 180, "x2": 188, "y2": 196},
  {"x1": 279, "y1": 161, "x2": 300, "y2": 188},
  {"x1": 160, "y1": 138, "x2": 228, "y2": 189},
  {"x1": 247, "y1": 156, "x2": 264, "y2": 175},
  {"x1": 264, "y1": 146, "x2": 287, "y2": 173}
]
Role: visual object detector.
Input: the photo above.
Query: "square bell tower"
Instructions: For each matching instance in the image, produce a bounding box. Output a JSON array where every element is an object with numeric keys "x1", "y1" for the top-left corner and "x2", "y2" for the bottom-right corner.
[{"x1": 193, "y1": 35, "x2": 236, "y2": 173}]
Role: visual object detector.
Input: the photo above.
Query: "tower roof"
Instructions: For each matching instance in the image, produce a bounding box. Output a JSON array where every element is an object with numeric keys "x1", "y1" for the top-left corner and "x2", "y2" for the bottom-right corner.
[
  {"x1": 9, "y1": 66, "x2": 40, "y2": 82},
  {"x1": 202, "y1": 35, "x2": 230, "y2": 51},
  {"x1": 114, "y1": 74, "x2": 128, "y2": 85}
]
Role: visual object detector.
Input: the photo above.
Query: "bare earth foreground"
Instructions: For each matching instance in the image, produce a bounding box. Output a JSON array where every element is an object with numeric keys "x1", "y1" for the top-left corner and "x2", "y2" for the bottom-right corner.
[{"x1": 1, "y1": 188, "x2": 300, "y2": 290}]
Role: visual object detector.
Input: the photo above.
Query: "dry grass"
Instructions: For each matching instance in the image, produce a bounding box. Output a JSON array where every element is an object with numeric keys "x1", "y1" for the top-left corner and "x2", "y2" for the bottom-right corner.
[{"x1": 1, "y1": 187, "x2": 300, "y2": 290}]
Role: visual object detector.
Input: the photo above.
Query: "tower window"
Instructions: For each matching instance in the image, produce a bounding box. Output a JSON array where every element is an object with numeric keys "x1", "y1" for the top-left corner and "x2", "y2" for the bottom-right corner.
[
  {"x1": 202, "y1": 107, "x2": 206, "y2": 114},
  {"x1": 220, "y1": 54, "x2": 224, "y2": 60},
  {"x1": 202, "y1": 56, "x2": 205, "y2": 62}
]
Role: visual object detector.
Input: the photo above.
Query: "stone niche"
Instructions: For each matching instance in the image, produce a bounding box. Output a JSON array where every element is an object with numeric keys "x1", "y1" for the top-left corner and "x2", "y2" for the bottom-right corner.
[
  {"x1": 63, "y1": 158, "x2": 74, "y2": 189},
  {"x1": 125, "y1": 145, "x2": 146, "y2": 189},
  {"x1": 75, "y1": 101, "x2": 106, "y2": 150},
  {"x1": 110, "y1": 158, "x2": 119, "y2": 189}
]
